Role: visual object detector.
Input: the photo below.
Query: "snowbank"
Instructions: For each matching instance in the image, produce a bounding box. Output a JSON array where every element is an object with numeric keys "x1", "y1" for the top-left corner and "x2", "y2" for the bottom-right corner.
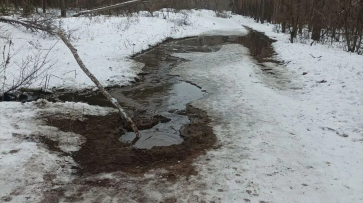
[{"x1": 0, "y1": 100, "x2": 116, "y2": 202}]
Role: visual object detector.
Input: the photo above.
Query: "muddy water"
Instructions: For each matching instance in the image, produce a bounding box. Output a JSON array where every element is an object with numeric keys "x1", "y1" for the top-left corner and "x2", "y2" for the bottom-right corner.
[
  {"x1": 120, "y1": 82, "x2": 205, "y2": 149},
  {"x1": 46, "y1": 30, "x2": 278, "y2": 149}
]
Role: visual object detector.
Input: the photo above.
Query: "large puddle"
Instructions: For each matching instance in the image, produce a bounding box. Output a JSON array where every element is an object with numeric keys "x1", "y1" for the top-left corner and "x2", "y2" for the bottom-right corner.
[
  {"x1": 44, "y1": 29, "x2": 279, "y2": 150},
  {"x1": 120, "y1": 81, "x2": 205, "y2": 149}
]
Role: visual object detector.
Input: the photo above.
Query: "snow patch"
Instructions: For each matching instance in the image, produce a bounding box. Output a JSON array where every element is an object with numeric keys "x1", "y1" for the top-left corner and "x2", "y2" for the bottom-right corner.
[{"x1": 0, "y1": 101, "x2": 115, "y2": 202}]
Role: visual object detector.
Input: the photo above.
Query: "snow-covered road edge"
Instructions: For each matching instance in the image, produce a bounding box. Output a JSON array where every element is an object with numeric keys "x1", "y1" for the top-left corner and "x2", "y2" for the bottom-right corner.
[
  {"x1": 0, "y1": 10, "x2": 362, "y2": 203},
  {"x1": 170, "y1": 16, "x2": 363, "y2": 203}
]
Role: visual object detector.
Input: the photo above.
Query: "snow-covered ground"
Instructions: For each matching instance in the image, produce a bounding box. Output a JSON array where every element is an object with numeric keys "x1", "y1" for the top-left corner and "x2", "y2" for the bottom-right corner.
[
  {"x1": 0, "y1": 10, "x2": 244, "y2": 91},
  {"x1": 0, "y1": 101, "x2": 116, "y2": 202},
  {"x1": 172, "y1": 43, "x2": 363, "y2": 202},
  {"x1": 1, "y1": 9, "x2": 362, "y2": 203}
]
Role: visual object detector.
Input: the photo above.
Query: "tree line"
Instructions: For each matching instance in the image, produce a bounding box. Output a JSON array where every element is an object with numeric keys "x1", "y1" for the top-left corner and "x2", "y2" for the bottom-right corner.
[
  {"x1": 0, "y1": 0, "x2": 137, "y2": 17},
  {"x1": 1, "y1": 0, "x2": 230, "y2": 17},
  {"x1": 233, "y1": 0, "x2": 363, "y2": 54},
  {"x1": 4, "y1": 0, "x2": 360, "y2": 53}
]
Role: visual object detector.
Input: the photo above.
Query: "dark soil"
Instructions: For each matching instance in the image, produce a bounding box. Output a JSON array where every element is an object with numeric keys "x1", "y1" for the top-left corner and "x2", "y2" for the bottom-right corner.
[
  {"x1": 240, "y1": 26, "x2": 279, "y2": 64},
  {"x1": 41, "y1": 30, "x2": 278, "y2": 178},
  {"x1": 3, "y1": 29, "x2": 282, "y2": 203},
  {"x1": 45, "y1": 104, "x2": 215, "y2": 177}
]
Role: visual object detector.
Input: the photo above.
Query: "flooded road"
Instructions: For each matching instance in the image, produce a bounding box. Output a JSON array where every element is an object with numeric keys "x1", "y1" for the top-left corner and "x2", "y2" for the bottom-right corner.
[
  {"x1": 35, "y1": 28, "x2": 290, "y2": 203},
  {"x1": 46, "y1": 29, "x2": 279, "y2": 150}
]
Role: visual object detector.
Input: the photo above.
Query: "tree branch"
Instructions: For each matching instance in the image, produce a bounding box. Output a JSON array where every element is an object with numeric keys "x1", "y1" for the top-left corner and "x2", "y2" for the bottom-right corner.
[
  {"x1": 57, "y1": 31, "x2": 141, "y2": 138},
  {"x1": 0, "y1": 17, "x2": 141, "y2": 138},
  {"x1": 0, "y1": 16, "x2": 55, "y2": 34},
  {"x1": 72, "y1": 0, "x2": 144, "y2": 17}
]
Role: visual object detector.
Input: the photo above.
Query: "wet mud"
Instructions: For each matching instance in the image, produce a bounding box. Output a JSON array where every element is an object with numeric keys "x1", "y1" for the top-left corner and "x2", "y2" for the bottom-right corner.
[
  {"x1": 239, "y1": 26, "x2": 278, "y2": 64},
  {"x1": 46, "y1": 105, "x2": 215, "y2": 177},
  {"x1": 42, "y1": 29, "x2": 279, "y2": 177}
]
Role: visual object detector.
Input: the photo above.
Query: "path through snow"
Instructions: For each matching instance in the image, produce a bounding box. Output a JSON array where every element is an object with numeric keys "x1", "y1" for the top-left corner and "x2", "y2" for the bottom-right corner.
[
  {"x1": 0, "y1": 10, "x2": 362, "y2": 203},
  {"x1": 172, "y1": 42, "x2": 363, "y2": 202}
]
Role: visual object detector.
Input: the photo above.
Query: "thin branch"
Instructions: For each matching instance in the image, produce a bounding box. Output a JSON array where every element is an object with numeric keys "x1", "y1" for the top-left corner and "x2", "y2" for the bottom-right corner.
[
  {"x1": 0, "y1": 16, "x2": 55, "y2": 34},
  {"x1": 72, "y1": 0, "x2": 145, "y2": 17}
]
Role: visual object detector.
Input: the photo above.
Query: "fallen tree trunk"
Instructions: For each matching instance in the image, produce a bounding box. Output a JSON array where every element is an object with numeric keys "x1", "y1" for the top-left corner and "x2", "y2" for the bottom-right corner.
[
  {"x1": 57, "y1": 31, "x2": 141, "y2": 138},
  {"x1": 0, "y1": 17, "x2": 141, "y2": 138},
  {"x1": 72, "y1": 0, "x2": 143, "y2": 17}
]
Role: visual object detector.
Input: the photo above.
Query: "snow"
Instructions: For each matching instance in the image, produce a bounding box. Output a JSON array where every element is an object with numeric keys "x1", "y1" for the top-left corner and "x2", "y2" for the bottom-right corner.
[
  {"x1": 0, "y1": 10, "x2": 245, "y2": 92},
  {"x1": 0, "y1": 100, "x2": 116, "y2": 202},
  {"x1": 170, "y1": 18, "x2": 363, "y2": 202},
  {"x1": 0, "y1": 9, "x2": 362, "y2": 203}
]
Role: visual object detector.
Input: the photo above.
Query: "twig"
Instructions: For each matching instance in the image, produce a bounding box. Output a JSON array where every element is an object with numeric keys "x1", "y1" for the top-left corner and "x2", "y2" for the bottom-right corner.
[
  {"x1": 63, "y1": 70, "x2": 77, "y2": 78},
  {"x1": 309, "y1": 54, "x2": 322, "y2": 59}
]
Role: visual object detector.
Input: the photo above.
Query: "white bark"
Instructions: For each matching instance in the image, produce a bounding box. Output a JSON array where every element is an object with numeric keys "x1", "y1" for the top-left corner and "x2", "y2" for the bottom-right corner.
[
  {"x1": 0, "y1": 17, "x2": 141, "y2": 138},
  {"x1": 57, "y1": 31, "x2": 141, "y2": 138},
  {"x1": 72, "y1": 0, "x2": 143, "y2": 17}
]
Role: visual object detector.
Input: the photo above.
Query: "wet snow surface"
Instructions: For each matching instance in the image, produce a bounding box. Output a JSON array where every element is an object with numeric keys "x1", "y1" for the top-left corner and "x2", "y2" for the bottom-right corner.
[
  {"x1": 172, "y1": 44, "x2": 363, "y2": 202},
  {"x1": 1, "y1": 10, "x2": 363, "y2": 203}
]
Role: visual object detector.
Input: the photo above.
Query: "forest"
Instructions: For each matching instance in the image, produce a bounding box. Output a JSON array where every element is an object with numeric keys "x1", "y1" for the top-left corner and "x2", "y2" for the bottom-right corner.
[
  {"x1": 233, "y1": 0, "x2": 363, "y2": 54},
  {"x1": 0, "y1": 0, "x2": 229, "y2": 16},
  {"x1": 1, "y1": 0, "x2": 362, "y2": 54}
]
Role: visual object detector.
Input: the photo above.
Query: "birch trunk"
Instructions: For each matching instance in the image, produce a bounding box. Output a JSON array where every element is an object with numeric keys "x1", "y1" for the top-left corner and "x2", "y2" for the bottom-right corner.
[
  {"x1": 0, "y1": 17, "x2": 141, "y2": 139},
  {"x1": 57, "y1": 31, "x2": 141, "y2": 138},
  {"x1": 72, "y1": 0, "x2": 142, "y2": 17}
]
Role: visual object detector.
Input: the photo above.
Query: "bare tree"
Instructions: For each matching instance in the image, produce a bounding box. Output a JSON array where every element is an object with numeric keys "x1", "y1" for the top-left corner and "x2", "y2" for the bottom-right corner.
[
  {"x1": 234, "y1": 0, "x2": 363, "y2": 54},
  {"x1": 22, "y1": 0, "x2": 32, "y2": 16},
  {"x1": 42, "y1": 0, "x2": 46, "y2": 13},
  {"x1": 60, "y1": 0, "x2": 66, "y2": 17}
]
